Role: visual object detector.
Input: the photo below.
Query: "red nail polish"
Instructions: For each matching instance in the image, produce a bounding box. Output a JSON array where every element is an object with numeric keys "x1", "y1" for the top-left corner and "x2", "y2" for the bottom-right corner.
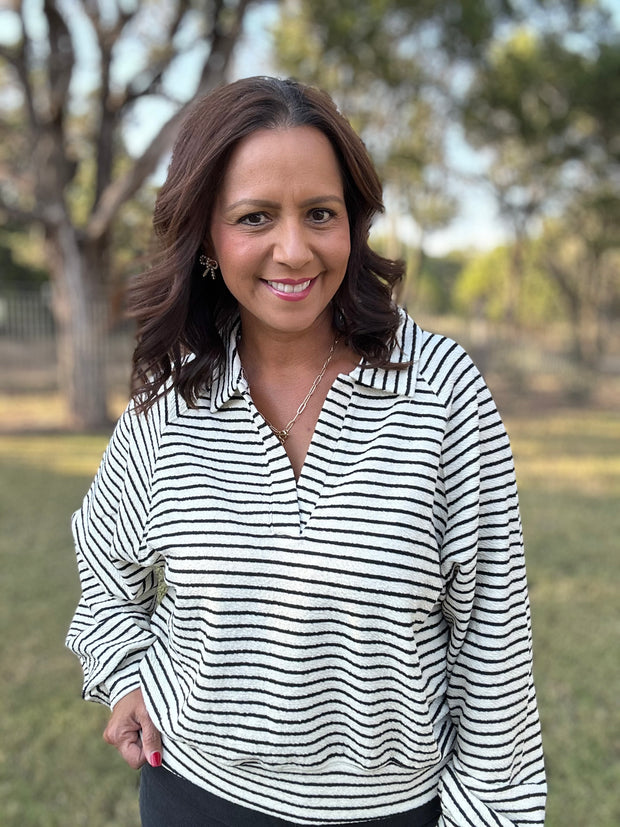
[{"x1": 150, "y1": 751, "x2": 162, "y2": 767}]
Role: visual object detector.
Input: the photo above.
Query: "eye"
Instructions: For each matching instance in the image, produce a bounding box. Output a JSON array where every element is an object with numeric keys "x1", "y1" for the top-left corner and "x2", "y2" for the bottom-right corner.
[
  {"x1": 238, "y1": 212, "x2": 269, "y2": 226},
  {"x1": 309, "y1": 208, "x2": 335, "y2": 223}
]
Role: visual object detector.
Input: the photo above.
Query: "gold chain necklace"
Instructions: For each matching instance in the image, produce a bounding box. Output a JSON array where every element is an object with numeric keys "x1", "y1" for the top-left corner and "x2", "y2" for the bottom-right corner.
[{"x1": 242, "y1": 337, "x2": 339, "y2": 446}]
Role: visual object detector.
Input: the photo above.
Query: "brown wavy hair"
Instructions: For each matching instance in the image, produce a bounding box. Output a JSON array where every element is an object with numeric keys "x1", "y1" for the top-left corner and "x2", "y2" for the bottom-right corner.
[{"x1": 128, "y1": 76, "x2": 405, "y2": 410}]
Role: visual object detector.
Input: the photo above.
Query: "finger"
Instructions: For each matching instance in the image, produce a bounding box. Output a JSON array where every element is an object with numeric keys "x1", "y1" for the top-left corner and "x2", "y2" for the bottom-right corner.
[
  {"x1": 103, "y1": 690, "x2": 160, "y2": 770},
  {"x1": 119, "y1": 738, "x2": 147, "y2": 770},
  {"x1": 104, "y1": 720, "x2": 146, "y2": 769},
  {"x1": 139, "y1": 715, "x2": 163, "y2": 768},
  {"x1": 115, "y1": 701, "x2": 163, "y2": 767}
]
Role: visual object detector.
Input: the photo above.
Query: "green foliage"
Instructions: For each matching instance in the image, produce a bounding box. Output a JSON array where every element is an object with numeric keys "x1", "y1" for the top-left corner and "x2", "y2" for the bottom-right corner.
[
  {"x1": 272, "y1": 0, "x2": 620, "y2": 351},
  {"x1": 453, "y1": 244, "x2": 564, "y2": 325},
  {"x1": 461, "y1": 5, "x2": 620, "y2": 343},
  {"x1": 272, "y1": 0, "x2": 519, "y2": 248},
  {"x1": 404, "y1": 251, "x2": 464, "y2": 314},
  {"x1": 0, "y1": 225, "x2": 49, "y2": 288},
  {"x1": 275, "y1": 0, "x2": 520, "y2": 75},
  {"x1": 531, "y1": 188, "x2": 620, "y2": 363},
  {"x1": 464, "y1": 17, "x2": 620, "y2": 173}
]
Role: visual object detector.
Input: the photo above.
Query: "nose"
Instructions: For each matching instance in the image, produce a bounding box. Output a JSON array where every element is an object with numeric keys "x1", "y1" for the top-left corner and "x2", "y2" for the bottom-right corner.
[{"x1": 272, "y1": 219, "x2": 313, "y2": 269}]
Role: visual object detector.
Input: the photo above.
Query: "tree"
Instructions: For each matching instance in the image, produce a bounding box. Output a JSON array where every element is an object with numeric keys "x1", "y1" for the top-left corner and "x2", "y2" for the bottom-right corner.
[
  {"x1": 453, "y1": 243, "x2": 562, "y2": 328},
  {"x1": 271, "y1": 0, "x2": 532, "y2": 281},
  {"x1": 462, "y1": 3, "x2": 620, "y2": 359},
  {"x1": 0, "y1": 0, "x2": 260, "y2": 429},
  {"x1": 534, "y1": 190, "x2": 620, "y2": 365}
]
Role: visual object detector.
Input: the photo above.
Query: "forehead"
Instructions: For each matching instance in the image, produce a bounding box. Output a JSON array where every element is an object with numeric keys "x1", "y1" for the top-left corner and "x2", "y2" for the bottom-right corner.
[{"x1": 219, "y1": 126, "x2": 344, "y2": 198}]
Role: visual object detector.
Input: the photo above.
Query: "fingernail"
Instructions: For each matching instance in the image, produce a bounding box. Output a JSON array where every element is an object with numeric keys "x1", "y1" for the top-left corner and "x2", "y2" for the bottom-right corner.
[{"x1": 149, "y1": 751, "x2": 162, "y2": 767}]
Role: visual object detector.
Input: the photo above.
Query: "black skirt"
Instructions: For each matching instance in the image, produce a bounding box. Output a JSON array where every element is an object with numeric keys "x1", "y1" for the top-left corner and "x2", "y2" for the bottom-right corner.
[{"x1": 139, "y1": 764, "x2": 440, "y2": 827}]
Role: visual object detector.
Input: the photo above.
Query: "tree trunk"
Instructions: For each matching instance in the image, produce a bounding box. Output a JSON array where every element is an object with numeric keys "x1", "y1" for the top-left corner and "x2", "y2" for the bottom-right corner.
[
  {"x1": 575, "y1": 298, "x2": 603, "y2": 369},
  {"x1": 506, "y1": 233, "x2": 525, "y2": 333},
  {"x1": 47, "y1": 221, "x2": 112, "y2": 430}
]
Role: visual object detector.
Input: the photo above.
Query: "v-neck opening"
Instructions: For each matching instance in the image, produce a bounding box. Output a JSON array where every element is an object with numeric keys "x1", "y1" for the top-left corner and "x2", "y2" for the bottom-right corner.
[
  {"x1": 242, "y1": 372, "x2": 356, "y2": 537},
  {"x1": 292, "y1": 374, "x2": 355, "y2": 532}
]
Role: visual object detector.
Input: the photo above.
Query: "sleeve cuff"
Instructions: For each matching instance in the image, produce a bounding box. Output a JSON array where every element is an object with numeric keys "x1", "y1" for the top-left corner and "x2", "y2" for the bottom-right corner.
[
  {"x1": 80, "y1": 649, "x2": 146, "y2": 708},
  {"x1": 107, "y1": 650, "x2": 146, "y2": 709}
]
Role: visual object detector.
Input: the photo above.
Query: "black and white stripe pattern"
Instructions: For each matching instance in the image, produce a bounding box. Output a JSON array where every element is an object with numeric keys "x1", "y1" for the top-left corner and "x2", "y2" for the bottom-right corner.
[{"x1": 66, "y1": 312, "x2": 546, "y2": 825}]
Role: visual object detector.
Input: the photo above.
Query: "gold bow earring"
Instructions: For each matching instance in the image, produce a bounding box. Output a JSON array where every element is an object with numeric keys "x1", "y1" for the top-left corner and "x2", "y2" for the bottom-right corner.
[{"x1": 199, "y1": 254, "x2": 219, "y2": 280}]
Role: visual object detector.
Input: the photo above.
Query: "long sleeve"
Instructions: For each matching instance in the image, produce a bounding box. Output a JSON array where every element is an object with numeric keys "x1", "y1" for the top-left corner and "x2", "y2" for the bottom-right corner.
[
  {"x1": 434, "y1": 355, "x2": 546, "y2": 826},
  {"x1": 66, "y1": 403, "x2": 163, "y2": 708}
]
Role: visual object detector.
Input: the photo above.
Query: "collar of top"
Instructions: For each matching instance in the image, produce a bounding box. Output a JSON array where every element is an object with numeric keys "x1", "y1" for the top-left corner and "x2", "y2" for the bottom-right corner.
[{"x1": 209, "y1": 310, "x2": 421, "y2": 413}]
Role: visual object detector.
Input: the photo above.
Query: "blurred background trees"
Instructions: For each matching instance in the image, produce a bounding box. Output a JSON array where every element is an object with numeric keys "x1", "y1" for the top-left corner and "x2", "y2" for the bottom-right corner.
[
  {"x1": 0, "y1": 0, "x2": 262, "y2": 428},
  {"x1": 0, "y1": 0, "x2": 618, "y2": 428},
  {"x1": 461, "y1": 2, "x2": 620, "y2": 365}
]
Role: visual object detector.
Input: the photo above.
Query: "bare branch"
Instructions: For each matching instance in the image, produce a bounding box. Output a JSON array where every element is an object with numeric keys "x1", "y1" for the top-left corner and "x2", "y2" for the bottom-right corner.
[
  {"x1": 86, "y1": 3, "x2": 116, "y2": 208},
  {"x1": 42, "y1": 0, "x2": 75, "y2": 121},
  {"x1": 85, "y1": 102, "x2": 192, "y2": 241},
  {"x1": 87, "y1": 1, "x2": 193, "y2": 209},
  {"x1": 0, "y1": 14, "x2": 38, "y2": 131},
  {"x1": 85, "y1": 0, "x2": 258, "y2": 240},
  {"x1": 114, "y1": 0, "x2": 192, "y2": 110},
  {"x1": 193, "y1": 0, "x2": 255, "y2": 95},
  {"x1": 81, "y1": 0, "x2": 139, "y2": 43}
]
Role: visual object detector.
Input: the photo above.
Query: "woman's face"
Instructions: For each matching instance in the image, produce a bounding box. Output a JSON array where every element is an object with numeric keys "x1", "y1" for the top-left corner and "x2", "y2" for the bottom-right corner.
[{"x1": 209, "y1": 126, "x2": 351, "y2": 340}]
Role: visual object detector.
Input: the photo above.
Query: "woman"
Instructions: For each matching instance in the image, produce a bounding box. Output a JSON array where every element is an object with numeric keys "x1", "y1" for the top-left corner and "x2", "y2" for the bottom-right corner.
[{"x1": 66, "y1": 76, "x2": 546, "y2": 826}]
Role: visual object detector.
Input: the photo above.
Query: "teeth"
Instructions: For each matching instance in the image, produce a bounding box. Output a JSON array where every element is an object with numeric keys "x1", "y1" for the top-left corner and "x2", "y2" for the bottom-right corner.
[{"x1": 268, "y1": 280, "x2": 311, "y2": 294}]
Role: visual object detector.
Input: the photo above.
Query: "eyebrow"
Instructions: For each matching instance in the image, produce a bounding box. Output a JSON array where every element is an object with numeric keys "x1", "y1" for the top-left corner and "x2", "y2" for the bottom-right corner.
[{"x1": 223, "y1": 195, "x2": 345, "y2": 214}]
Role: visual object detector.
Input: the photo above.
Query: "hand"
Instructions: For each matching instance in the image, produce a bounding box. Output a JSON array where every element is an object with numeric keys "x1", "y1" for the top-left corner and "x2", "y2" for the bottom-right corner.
[{"x1": 104, "y1": 687, "x2": 162, "y2": 770}]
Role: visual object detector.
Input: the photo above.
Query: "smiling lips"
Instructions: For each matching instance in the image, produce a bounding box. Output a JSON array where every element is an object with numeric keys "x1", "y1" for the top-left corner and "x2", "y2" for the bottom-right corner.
[{"x1": 264, "y1": 278, "x2": 314, "y2": 300}]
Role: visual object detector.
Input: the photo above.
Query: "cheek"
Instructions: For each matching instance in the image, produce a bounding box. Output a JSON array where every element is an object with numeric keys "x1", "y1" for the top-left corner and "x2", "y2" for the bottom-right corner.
[
  {"x1": 330, "y1": 228, "x2": 351, "y2": 272},
  {"x1": 215, "y1": 232, "x2": 261, "y2": 273}
]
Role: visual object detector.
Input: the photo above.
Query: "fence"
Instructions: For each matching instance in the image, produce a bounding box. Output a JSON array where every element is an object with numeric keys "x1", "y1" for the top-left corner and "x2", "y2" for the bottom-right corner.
[
  {"x1": 0, "y1": 288, "x2": 134, "y2": 398},
  {"x1": 2, "y1": 288, "x2": 618, "y2": 419}
]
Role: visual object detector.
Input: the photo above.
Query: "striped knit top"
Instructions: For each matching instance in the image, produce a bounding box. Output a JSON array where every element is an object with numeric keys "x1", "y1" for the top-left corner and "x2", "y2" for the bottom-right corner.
[{"x1": 66, "y1": 312, "x2": 546, "y2": 825}]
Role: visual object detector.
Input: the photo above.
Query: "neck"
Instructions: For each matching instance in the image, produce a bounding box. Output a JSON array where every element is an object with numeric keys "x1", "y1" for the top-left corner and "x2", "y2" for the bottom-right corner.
[{"x1": 237, "y1": 315, "x2": 337, "y2": 380}]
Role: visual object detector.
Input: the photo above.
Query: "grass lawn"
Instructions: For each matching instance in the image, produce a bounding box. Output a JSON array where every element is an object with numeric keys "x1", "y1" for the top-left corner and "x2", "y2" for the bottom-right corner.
[
  {"x1": 0, "y1": 434, "x2": 140, "y2": 826},
  {"x1": 0, "y1": 407, "x2": 618, "y2": 826},
  {"x1": 508, "y1": 409, "x2": 620, "y2": 826}
]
